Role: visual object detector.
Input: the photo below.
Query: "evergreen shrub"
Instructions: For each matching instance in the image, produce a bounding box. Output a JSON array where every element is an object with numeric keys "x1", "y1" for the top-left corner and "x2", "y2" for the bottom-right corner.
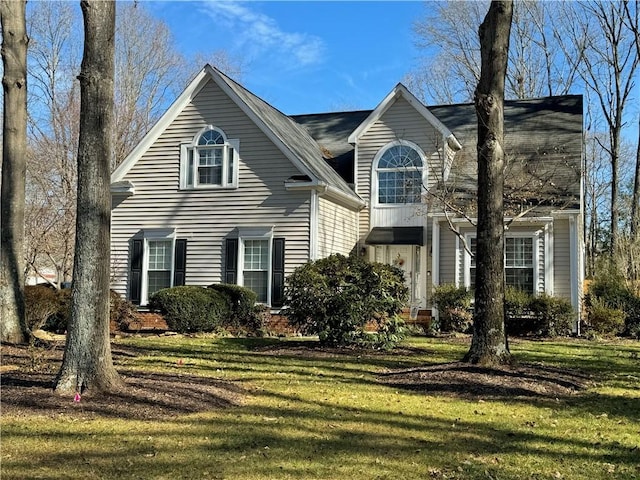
[
  {"x1": 284, "y1": 254, "x2": 408, "y2": 348},
  {"x1": 207, "y1": 283, "x2": 263, "y2": 334},
  {"x1": 432, "y1": 284, "x2": 473, "y2": 333},
  {"x1": 149, "y1": 286, "x2": 230, "y2": 333}
]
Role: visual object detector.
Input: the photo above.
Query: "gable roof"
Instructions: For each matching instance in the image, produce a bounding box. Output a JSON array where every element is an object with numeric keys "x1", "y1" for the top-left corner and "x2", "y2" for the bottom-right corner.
[
  {"x1": 347, "y1": 83, "x2": 462, "y2": 152},
  {"x1": 293, "y1": 95, "x2": 583, "y2": 213},
  {"x1": 111, "y1": 65, "x2": 363, "y2": 208}
]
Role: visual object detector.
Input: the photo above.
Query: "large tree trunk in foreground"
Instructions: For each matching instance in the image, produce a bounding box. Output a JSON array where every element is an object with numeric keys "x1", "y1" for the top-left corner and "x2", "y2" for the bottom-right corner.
[
  {"x1": 464, "y1": 0, "x2": 513, "y2": 365},
  {"x1": 55, "y1": 0, "x2": 121, "y2": 394},
  {"x1": 0, "y1": 0, "x2": 28, "y2": 344}
]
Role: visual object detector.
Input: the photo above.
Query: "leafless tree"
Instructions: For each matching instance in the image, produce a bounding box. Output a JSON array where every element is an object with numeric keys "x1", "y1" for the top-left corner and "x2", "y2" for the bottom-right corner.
[
  {"x1": 55, "y1": 0, "x2": 121, "y2": 395},
  {"x1": 409, "y1": 0, "x2": 580, "y2": 104},
  {"x1": 1, "y1": 0, "x2": 29, "y2": 344},
  {"x1": 463, "y1": 0, "x2": 513, "y2": 365},
  {"x1": 562, "y1": 0, "x2": 639, "y2": 263}
]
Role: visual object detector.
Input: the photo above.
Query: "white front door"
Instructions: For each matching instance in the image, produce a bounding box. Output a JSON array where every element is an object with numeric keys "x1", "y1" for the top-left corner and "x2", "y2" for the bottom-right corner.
[{"x1": 375, "y1": 245, "x2": 419, "y2": 305}]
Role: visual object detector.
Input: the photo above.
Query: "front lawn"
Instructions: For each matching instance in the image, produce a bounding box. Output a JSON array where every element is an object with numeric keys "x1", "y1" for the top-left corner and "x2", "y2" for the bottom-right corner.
[{"x1": 1, "y1": 336, "x2": 639, "y2": 479}]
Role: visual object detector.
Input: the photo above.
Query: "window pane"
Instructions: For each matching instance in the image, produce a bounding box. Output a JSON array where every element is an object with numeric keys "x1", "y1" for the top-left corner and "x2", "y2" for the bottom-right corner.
[
  {"x1": 199, "y1": 166, "x2": 222, "y2": 185},
  {"x1": 244, "y1": 271, "x2": 268, "y2": 303},
  {"x1": 227, "y1": 149, "x2": 234, "y2": 184},
  {"x1": 148, "y1": 240, "x2": 172, "y2": 270},
  {"x1": 378, "y1": 170, "x2": 421, "y2": 204},
  {"x1": 198, "y1": 129, "x2": 224, "y2": 145},
  {"x1": 148, "y1": 271, "x2": 171, "y2": 296}
]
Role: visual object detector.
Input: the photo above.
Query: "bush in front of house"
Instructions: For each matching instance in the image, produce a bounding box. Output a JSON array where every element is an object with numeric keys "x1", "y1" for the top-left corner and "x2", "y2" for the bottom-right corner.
[
  {"x1": 432, "y1": 284, "x2": 473, "y2": 333},
  {"x1": 505, "y1": 289, "x2": 574, "y2": 337},
  {"x1": 149, "y1": 286, "x2": 230, "y2": 333},
  {"x1": 284, "y1": 254, "x2": 408, "y2": 349},
  {"x1": 207, "y1": 283, "x2": 263, "y2": 334},
  {"x1": 528, "y1": 293, "x2": 574, "y2": 337},
  {"x1": 110, "y1": 290, "x2": 139, "y2": 331},
  {"x1": 24, "y1": 285, "x2": 60, "y2": 333},
  {"x1": 586, "y1": 275, "x2": 640, "y2": 338}
]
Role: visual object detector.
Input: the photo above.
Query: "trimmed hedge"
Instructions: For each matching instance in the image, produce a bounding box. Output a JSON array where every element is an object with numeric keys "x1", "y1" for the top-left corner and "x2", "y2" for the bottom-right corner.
[
  {"x1": 432, "y1": 284, "x2": 575, "y2": 337},
  {"x1": 207, "y1": 283, "x2": 263, "y2": 334},
  {"x1": 149, "y1": 286, "x2": 231, "y2": 333},
  {"x1": 24, "y1": 285, "x2": 60, "y2": 332}
]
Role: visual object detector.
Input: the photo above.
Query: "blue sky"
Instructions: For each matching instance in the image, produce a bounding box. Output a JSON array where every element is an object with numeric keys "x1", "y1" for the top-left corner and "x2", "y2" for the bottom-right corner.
[{"x1": 150, "y1": 1, "x2": 428, "y2": 114}]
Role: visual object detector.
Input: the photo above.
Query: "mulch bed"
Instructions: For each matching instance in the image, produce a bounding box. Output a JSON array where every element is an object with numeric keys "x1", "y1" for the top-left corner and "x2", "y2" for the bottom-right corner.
[
  {"x1": 378, "y1": 361, "x2": 594, "y2": 400},
  {"x1": 0, "y1": 342, "x2": 245, "y2": 420}
]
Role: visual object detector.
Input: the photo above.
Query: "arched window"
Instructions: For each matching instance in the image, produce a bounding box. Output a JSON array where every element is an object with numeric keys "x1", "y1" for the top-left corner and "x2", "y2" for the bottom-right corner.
[
  {"x1": 180, "y1": 126, "x2": 238, "y2": 189},
  {"x1": 375, "y1": 142, "x2": 425, "y2": 204}
]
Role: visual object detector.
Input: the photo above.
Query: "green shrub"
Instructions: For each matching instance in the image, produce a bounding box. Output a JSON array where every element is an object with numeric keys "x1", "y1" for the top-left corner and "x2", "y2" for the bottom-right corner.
[
  {"x1": 24, "y1": 285, "x2": 60, "y2": 332},
  {"x1": 529, "y1": 293, "x2": 574, "y2": 337},
  {"x1": 588, "y1": 275, "x2": 640, "y2": 338},
  {"x1": 43, "y1": 288, "x2": 72, "y2": 333},
  {"x1": 149, "y1": 286, "x2": 230, "y2": 333},
  {"x1": 109, "y1": 290, "x2": 138, "y2": 331},
  {"x1": 432, "y1": 284, "x2": 472, "y2": 333},
  {"x1": 284, "y1": 254, "x2": 408, "y2": 348},
  {"x1": 207, "y1": 283, "x2": 262, "y2": 334},
  {"x1": 587, "y1": 297, "x2": 626, "y2": 336}
]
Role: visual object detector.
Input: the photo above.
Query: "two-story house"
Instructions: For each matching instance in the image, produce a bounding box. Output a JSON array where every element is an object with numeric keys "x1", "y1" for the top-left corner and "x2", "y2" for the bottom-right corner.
[{"x1": 110, "y1": 65, "x2": 584, "y2": 327}]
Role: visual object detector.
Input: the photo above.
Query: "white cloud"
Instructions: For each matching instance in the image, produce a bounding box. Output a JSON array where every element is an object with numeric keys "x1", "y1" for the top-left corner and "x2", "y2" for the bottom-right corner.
[{"x1": 200, "y1": 1, "x2": 325, "y2": 68}]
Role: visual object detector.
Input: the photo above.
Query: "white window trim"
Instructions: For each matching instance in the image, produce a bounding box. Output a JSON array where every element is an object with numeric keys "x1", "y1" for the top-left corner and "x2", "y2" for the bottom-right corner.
[
  {"x1": 180, "y1": 125, "x2": 239, "y2": 190},
  {"x1": 141, "y1": 228, "x2": 176, "y2": 306},
  {"x1": 238, "y1": 227, "x2": 274, "y2": 305},
  {"x1": 371, "y1": 140, "x2": 428, "y2": 207},
  {"x1": 462, "y1": 232, "x2": 541, "y2": 293}
]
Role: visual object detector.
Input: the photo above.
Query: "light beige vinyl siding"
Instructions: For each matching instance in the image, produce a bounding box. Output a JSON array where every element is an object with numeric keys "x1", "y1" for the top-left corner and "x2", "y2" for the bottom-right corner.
[
  {"x1": 317, "y1": 197, "x2": 359, "y2": 258},
  {"x1": 110, "y1": 78, "x2": 311, "y2": 297},
  {"x1": 356, "y1": 96, "x2": 443, "y2": 240},
  {"x1": 553, "y1": 219, "x2": 572, "y2": 299},
  {"x1": 438, "y1": 225, "x2": 459, "y2": 285}
]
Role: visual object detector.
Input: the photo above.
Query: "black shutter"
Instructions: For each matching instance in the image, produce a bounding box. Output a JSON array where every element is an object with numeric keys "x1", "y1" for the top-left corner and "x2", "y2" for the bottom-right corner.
[
  {"x1": 271, "y1": 237, "x2": 285, "y2": 307},
  {"x1": 225, "y1": 238, "x2": 238, "y2": 284},
  {"x1": 173, "y1": 239, "x2": 187, "y2": 286},
  {"x1": 130, "y1": 238, "x2": 143, "y2": 304}
]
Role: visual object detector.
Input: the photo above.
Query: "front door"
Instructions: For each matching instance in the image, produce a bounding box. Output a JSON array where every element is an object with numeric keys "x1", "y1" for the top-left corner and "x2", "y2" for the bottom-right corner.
[{"x1": 375, "y1": 245, "x2": 419, "y2": 305}]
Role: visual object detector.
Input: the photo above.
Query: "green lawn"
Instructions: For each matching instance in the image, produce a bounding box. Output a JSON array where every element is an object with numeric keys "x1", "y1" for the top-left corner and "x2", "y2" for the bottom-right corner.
[{"x1": 2, "y1": 336, "x2": 639, "y2": 479}]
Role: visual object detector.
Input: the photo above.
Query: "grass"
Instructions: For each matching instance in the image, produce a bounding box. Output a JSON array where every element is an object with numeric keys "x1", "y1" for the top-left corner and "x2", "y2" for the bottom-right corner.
[{"x1": 2, "y1": 336, "x2": 639, "y2": 480}]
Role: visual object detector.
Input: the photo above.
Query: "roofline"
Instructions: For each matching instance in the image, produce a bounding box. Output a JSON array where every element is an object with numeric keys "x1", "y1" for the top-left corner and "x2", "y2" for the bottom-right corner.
[
  {"x1": 347, "y1": 83, "x2": 461, "y2": 149},
  {"x1": 111, "y1": 66, "x2": 211, "y2": 182},
  {"x1": 112, "y1": 64, "x2": 317, "y2": 183}
]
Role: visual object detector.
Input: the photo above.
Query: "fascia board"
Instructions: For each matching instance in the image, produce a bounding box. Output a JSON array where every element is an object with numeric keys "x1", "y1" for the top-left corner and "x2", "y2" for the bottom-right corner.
[
  {"x1": 348, "y1": 85, "x2": 401, "y2": 144},
  {"x1": 111, "y1": 66, "x2": 211, "y2": 183}
]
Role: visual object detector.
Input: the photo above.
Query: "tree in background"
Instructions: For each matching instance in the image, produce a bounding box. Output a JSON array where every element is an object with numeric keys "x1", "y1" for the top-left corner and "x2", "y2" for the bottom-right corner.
[
  {"x1": 463, "y1": 0, "x2": 513, "y2": 365},
  {"x1": 408, "y1": 0, "x2": 580, "y2": 104},
  {"x1": 55, "y1": 0, "x2": 121, "y2": 395},
  {"x1": 0, "y1": 0, "x2": 29, "y2": 344},
  {"x1": 562, "y1": 0, "x2": 639, "y2": 265}
]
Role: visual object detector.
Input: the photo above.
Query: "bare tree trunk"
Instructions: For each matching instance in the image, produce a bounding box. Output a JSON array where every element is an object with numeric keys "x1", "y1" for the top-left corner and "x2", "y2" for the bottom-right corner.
[
  {"x1": 0, "y1": 0, "x2": 28, "y2": 344},
  {"x1": 464, "y1": 0, "x2": 513, "y2": 365},
  {"x1": 55, "y1": 0, "x2": 121, "y2": 394}
]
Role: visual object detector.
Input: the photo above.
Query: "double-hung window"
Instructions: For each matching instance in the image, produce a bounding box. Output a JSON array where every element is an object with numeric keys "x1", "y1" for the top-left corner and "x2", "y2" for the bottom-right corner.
[
  {"x1": 147, "y1": 239, "x2": 173, "y2": 297},
  {"x1": 181, "y1": 126, "x2": 238, "y2": 189},
  {"x1": 129, "y1": 229, "x2": 187, "y2": 306},
  {"x1": 242, "y1": 239, "x2": 270, "y2": 303},
  {"x1": 224, "y1": 228, "x2": 286, "y2": 307},
  {"x1": 465, "y1": 235, "x2": 535, "y2": 294}
]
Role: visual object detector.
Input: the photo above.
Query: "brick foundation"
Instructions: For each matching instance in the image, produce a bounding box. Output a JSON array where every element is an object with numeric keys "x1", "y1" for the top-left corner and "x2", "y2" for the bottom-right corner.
[{"x1": 115, "y1": 309, "x2": 431, "y2": 336}]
